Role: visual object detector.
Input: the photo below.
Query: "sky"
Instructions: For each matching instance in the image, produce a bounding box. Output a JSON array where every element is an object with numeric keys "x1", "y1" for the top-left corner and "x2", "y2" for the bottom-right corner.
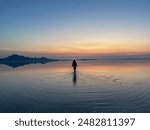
[{"x1": 0, "y1": 0, "x2": 150, "y2": 58}]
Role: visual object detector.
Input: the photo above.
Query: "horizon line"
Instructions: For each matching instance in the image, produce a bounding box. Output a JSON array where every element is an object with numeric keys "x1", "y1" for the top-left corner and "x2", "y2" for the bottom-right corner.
[{"x1": 0, "y1": 53, "x2": 150, "y2": 60}]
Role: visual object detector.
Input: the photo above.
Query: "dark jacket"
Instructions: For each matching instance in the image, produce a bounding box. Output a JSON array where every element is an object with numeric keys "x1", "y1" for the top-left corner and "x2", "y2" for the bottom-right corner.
[{"x1": 72, "y1": 60, "x2": 77, "y2": 67}]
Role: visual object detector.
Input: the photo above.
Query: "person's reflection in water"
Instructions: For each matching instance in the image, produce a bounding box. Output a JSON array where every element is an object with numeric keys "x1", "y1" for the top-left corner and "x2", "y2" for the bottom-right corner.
[{"x1": 72, "y1": 71, "x2": 77, "y2": 85}]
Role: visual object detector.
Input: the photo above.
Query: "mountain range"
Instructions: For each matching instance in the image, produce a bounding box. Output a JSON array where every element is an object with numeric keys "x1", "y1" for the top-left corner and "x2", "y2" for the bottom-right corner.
[{"x1": 0, "y1": 54, "x2": 59, "y2": 68}]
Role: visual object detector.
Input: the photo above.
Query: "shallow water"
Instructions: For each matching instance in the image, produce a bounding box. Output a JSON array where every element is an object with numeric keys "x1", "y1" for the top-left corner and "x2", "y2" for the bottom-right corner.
[{"x1": 0, "y1": 60, "x2": 150, "y2": 113}]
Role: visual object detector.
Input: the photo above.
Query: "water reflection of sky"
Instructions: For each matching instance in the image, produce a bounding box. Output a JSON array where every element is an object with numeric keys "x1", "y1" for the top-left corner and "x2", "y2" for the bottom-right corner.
[
  {"x1": 1, "y1": 60, "x2": 150, "y2": 76},
  {"x1": 0, "y1": 60, "x2": 150, "y2": 112}
]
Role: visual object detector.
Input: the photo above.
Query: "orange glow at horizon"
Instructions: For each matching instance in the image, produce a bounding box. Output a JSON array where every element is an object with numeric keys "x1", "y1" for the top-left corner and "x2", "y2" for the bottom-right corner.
[
  {"x1": 1, "y1": 40, "x2": 150, "y2": 58},
  {"x1": 24, "y1": 41, "x2": 150, "y2": 57}
]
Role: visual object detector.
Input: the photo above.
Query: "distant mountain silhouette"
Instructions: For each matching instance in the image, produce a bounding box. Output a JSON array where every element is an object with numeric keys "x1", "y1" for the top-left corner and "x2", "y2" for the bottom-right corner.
[{"x1": 0, "y1": 54, "x2": 58, "y2": 68}]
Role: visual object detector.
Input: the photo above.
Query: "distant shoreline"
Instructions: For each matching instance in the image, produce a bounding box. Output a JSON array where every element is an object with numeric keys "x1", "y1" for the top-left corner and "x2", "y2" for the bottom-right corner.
[{"x1": 0, "y1": 54, "x2": 150, "y2": 62}]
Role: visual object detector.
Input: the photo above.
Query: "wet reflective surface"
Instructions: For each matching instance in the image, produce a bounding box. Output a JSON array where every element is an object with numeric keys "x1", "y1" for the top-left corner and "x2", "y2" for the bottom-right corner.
[{"x1": 0, "y1": 60, "x2": 150, "y2": 112}]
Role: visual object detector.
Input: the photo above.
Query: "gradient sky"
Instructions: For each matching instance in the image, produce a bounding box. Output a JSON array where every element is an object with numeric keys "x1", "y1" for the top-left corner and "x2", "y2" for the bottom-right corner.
[{"x1": 0, "y1": 0, "x2": 150, "y2": 58}]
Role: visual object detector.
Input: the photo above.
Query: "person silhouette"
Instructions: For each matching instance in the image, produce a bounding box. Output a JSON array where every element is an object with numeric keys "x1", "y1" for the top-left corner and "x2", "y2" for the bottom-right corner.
[{"x1": 72, "y1": 60, "x2": 77, "y2": 72}]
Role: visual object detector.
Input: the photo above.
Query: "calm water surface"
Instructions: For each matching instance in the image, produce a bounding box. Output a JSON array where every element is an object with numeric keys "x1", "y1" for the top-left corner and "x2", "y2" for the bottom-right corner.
[{"x1": 0, "y1": 60, "x2": 150, "y2": 112}]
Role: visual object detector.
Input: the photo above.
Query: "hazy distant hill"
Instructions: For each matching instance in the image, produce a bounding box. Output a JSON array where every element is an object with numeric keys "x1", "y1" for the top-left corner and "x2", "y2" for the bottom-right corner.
[
  {"x1": 0, "y1": 54, "x2": 58, "y2": 68},
  {"x1": 0, "y1": 54, "x2": 58, "y2": 62}
]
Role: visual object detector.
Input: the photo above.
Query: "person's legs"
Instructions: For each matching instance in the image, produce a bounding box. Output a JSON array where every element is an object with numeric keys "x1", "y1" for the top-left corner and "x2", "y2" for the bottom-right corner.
[{"x1": 73, "y1": 66, "x2": 76, "y2": 71}]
